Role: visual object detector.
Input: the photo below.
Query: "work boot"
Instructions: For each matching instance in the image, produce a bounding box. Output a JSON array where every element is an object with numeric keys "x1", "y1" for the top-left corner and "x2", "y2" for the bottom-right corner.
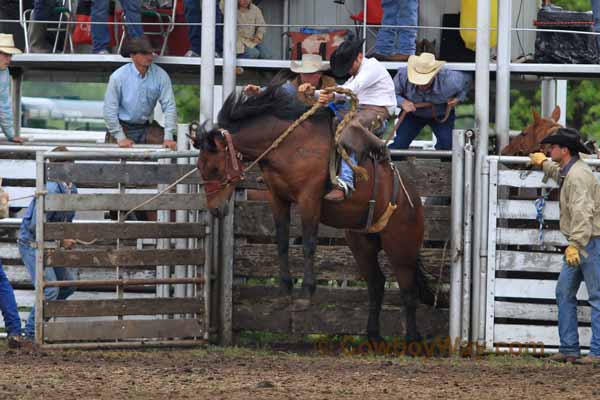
[
  {"x1": 6, "y1": 335, "x2": 22, "y2": 349},
  {"x1": 323, "y1": 188, "x2": 345, "y2": 202},
  {"x1": 29, "y1": 21, "x2": 51, "y2": 53},
  {"x1": 546, "y1": 352, "x2": 579, "y2": 363},
  {"x1": 575, "y1": 354, "x2": 600, "y2": 365}
]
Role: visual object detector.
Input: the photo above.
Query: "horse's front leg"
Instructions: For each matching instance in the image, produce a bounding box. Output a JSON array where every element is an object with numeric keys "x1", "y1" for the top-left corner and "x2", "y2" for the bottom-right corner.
[
  {"x1": 297, "y1": 197, "x2": 321, "y2": 300},
  {"x1": 270, "y1": 193, "x2": 292, "y2": 295}
]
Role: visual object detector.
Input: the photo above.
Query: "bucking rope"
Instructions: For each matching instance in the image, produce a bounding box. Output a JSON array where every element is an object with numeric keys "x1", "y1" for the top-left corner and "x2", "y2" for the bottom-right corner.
[{"x1": 244, "y1": 86, "x2": 369, "y2": 181}]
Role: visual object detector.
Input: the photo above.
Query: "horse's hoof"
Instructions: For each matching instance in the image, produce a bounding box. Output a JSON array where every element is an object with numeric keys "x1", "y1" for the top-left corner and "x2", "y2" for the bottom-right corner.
[
  {"x1": 301, "y1": 282, "x2": 316, "y2": 296},
  {"x1": 278, "y1": 278, "x2": 293, "y2": 296},
  {"x1": 368, "y1": 335, "x2": 387, "y2": 354}
]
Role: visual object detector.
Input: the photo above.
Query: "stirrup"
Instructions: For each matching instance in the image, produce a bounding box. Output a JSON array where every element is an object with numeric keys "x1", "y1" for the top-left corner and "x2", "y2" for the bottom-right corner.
[{"x1": 336, "y1": 178, "x2": 354, "y2": 198}]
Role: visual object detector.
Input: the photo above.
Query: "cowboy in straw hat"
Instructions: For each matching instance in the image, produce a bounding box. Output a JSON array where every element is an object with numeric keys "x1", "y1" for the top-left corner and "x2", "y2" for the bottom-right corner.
[
  {"x1": 390, "y1": 52, "x2": 472, "y2": 150},
  {"x1": 0, "y1": 34, "x2": 25, "y2": 144},
  {"x1": 529, "y1": 128, "x2": 600, "y2": 365},
  {"x1": 298, "y1": 38, "x2": 396, "y2": 201},
  {"x1": 243, "y1": 53, "x2": 335, "y2": 104}
]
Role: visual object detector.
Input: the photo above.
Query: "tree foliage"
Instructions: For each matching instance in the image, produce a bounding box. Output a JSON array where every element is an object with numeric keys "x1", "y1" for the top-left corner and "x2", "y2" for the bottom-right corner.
[{"x1": 510, "y1": 0, "x2": 600, "y2": 141}]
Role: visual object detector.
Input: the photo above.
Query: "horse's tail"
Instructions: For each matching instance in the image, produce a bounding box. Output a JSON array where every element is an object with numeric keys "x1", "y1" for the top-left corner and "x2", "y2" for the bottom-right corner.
[{"x1": 415, "y1": 254, "x2": 436, "y2": 306}]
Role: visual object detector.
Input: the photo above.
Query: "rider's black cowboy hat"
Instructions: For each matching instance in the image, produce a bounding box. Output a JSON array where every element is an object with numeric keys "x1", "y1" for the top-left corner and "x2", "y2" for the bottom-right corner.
[
  {"x1": 330, "y1": 38, "x2": 365, "y2": 78},
  {"x1": 121, "y1": 36, "x2": 154, "y2": 57},
  {"x1": 540, "y1": 127, "x2": 592, "y2": 154}
]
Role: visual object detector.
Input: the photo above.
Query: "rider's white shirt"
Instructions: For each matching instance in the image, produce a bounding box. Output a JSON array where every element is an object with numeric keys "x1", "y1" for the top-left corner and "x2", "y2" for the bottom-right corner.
[{"x1": 341, "y1": 57, "x2": 396, "y2": 114}]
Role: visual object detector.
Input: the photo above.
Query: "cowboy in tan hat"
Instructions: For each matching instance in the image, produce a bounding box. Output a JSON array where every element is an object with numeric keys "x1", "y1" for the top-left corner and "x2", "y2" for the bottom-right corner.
[
  {"x1": 390, "y1": 52, "x2": 472, "y2": 150},
  {"x1": 0, "y1": 34, "x2": 25, "y2": 143},
  {"x1": 529, "y1": 128, "x2": 600, "y2": 365},
  {"x1": 243, "y1": 54, "x2": 336, "y2": 105}
]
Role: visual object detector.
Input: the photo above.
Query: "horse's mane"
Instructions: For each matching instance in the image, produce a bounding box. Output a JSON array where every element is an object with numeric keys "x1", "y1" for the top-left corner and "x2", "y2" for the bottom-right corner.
[
  {"x1": 192, "y1": 81, "x2": 331, "y2": 152},
  {"x1": 217, "y1": 83, "x2": 330, "y2": 132}
]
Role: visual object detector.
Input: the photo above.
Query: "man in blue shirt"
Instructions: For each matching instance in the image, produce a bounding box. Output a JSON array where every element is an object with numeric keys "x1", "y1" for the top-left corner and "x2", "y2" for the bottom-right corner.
[
  {"x1": 18, "y1": 148, "x2": 77, "y2": 341},
  {"x1": 0, "y1": 34, "x2": 25, "y2": 143},
  {"x1": 104, "y1": 37, "x2": 177, "y2": 150},
  {"x1": 390, "y1": 53, "x2": 472, "y2": 150}
]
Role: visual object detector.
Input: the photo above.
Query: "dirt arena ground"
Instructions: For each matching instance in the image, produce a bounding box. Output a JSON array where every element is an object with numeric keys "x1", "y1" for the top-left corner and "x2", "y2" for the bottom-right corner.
[{"x1": 1, "y1": 342, "x2": 598, "y2": 400}]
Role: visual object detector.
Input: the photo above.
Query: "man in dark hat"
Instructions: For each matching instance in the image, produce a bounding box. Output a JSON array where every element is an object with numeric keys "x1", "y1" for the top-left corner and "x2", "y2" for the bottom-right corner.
[
  {"x1": 529, "y1": 127, "x2": 600, "y2": 365},
  {"x1": 103, "y1": 37, "x2": 177, "y2": 150},
  {"x1": 299, "y1": 39, "x2": 396, "y2": 201}
]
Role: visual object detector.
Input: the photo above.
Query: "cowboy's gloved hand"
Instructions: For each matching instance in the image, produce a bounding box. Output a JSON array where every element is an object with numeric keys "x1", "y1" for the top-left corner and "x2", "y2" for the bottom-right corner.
[
  {"x1": 298, "y1": 83, "x2": 315, "y2": 95},
  {"x1": 318, "y1": 91, "x2": 334, "y2": 105},
  {"x1": 528, "y1": 152, "x2": 547, "y2": 167},
  {"x1": 244, "y1": 84, "x2": 261, "y2": 96},
  {"x1": 565, "y1": 245, "x2": 580, "y2": 267}
]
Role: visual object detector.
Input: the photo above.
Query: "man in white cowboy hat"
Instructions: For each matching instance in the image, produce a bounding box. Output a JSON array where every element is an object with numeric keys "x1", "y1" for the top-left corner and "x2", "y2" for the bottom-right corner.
[
  {"x1": 244, "y1": 53, "x2": 336, "y2": 104},
  {"x1": 390, "y1": 52, "x2": 472, "y2": 150},
  {"x1": 299, "y1": 38, "x2": 396, "y2": 201},
  {"x1": 0, "y1": 34, "x2": 25, "y2": 143}
]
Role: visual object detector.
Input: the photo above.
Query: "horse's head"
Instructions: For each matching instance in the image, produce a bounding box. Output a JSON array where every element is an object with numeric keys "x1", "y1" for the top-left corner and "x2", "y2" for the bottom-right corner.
[
  {"x1": 190, "y1": 123, "x2": 242, "y2": 211},
  {"x1": 501, "y1": 106, "x2": 562, "y2": 156}
]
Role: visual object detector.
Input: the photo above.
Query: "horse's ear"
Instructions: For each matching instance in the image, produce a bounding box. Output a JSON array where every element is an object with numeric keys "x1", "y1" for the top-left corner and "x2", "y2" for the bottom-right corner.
[
  {"x1": 551, "y1": 105, "x2": 561, "y2": 122},
  {"x1": 532, "y1": 108, "x2": 541, "y2": 123}
]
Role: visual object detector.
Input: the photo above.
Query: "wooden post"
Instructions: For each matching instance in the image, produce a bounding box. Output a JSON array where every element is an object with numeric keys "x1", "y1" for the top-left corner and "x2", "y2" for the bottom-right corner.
[{"x1": 219, "y1": 197, "x2": 234, "y2": 345}]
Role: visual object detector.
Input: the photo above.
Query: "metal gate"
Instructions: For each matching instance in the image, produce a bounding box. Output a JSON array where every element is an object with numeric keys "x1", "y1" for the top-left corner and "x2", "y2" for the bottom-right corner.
[{"x1": 484, "y1": 156, "x2": 600, "y2": 354}]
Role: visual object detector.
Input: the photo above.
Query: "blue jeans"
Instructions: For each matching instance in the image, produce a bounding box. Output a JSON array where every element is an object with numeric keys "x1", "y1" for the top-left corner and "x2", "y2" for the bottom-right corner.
[
  {"x1": 124, "y1": 126, "x2": 147, "y2": 144},
  {"x1": 91, "y1": 0, "x2": 143, "y2": 53},
  {"x1": 33, "y1": 0, "x2": 53, "y2": 20},
  {"x1": 183, "y1": 0, "x2": 224, "y2": 55},
  {"x1": 374, "y1": 0, "x2": 418, "y2": 56},
  {"x1": 239, "y1": 43, "x2": 271, "y2": 59},
  {"x1": 19, "y1": 243, "x2": 76, "y2": 339},
  {"x1": 593, "y1": 0, "x2": 600, "y2": 50},
  {"x1": 390, "y1": 110, "x2": 455, "y2": 150},
  {"x1": 338, "y1": 153, "x2": 357, "y2": 190},
  {"x1": 0, "y1": 260, "x2": 22, "y2": 337},
  {"x1": 556, "y1": 237, "x2": 600, "y2": 356}
]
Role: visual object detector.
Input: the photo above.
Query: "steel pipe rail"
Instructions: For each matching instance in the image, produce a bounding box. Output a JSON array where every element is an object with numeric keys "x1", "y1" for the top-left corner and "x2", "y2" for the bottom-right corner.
[{"x1": 43, "y1": 277, "x2": 205, "y2": 288}]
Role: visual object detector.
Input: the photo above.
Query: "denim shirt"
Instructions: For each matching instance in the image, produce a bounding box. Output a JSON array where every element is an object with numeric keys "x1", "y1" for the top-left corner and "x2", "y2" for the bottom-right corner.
[
  {"x1": 18, "y1": 181, "x2": 78, "y2": 245},
  {"x1": 103, "y1": 63, "x2": 177, "y2": 142},
  {"x1": 393, "y1": 67, "x2": 473, "y2": 119},
  {"x1": 0, "y1": 68, "x2": 14, "y2": 141}
]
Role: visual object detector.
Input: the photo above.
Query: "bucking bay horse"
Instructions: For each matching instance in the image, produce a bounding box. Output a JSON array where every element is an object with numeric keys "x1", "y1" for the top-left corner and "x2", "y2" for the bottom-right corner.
[{"x1": 191, "y1": 86, "x2": 434, "y2": 343}]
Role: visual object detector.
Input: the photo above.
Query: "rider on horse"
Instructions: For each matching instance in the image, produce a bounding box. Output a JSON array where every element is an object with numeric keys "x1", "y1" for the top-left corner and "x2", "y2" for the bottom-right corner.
[{"x1": 299, "y1": 39, "x2": 397, "y2": 202}]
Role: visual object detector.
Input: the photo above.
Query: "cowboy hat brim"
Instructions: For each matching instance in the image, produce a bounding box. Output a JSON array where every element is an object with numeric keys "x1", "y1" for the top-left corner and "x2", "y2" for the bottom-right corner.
[
  {"x1": 407, "y1": 56, "x2": 445, "y2": 85},
  {"x1": 330, "y1": 39, "x2": 365, "y2": 78},
  {"x1": 290, "y1": 60, "x2": 328, "y2": 74},
  {"x1": 0, "y1": 46, "x2": 22, "y2": 55},
  {"x1": 541, "y1": 133, "x2": 591, "y2": 154}
]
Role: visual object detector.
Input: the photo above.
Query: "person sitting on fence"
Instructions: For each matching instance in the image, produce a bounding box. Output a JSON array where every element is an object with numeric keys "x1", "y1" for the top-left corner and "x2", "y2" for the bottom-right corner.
[
  {"x1": 390, "y1": 52, "x2": 472, "y2": 150},
  {"x1": 529, "y1": 128, "x2": 600, "y2": 365},
  {"x1": 103, "y1": 37, "x2": 177, "y2": 150},
  {"x1": 92, "y1": 0, "x2": 143, "y2": 54},
  {"x1": 298, "y1": 39, "x2": 396, "y2": 202},
  {"x1": 243, "y1": 54, "x2": 336, "y2": 104},
  {"x1": 18, "y1": 146, "x2": 78, "y2": 344},
  {"x1": 223, "y1": 0, "x2": 270, "y2": 59},
  {"x1": 370, "y1": 0, "x2": 418, "y2": 62},
  {"x1": 0, "y1": 34, "x2": 25, "y2": 144},
  {"x1": 183, "y1": 0, "x2": 224, "y2": 57}
]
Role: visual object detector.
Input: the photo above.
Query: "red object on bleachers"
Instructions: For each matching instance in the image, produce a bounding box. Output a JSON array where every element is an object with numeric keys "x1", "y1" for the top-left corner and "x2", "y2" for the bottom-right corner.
[{"x1": 350, "y1": 0, "x2": 383, "y2": 25}]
